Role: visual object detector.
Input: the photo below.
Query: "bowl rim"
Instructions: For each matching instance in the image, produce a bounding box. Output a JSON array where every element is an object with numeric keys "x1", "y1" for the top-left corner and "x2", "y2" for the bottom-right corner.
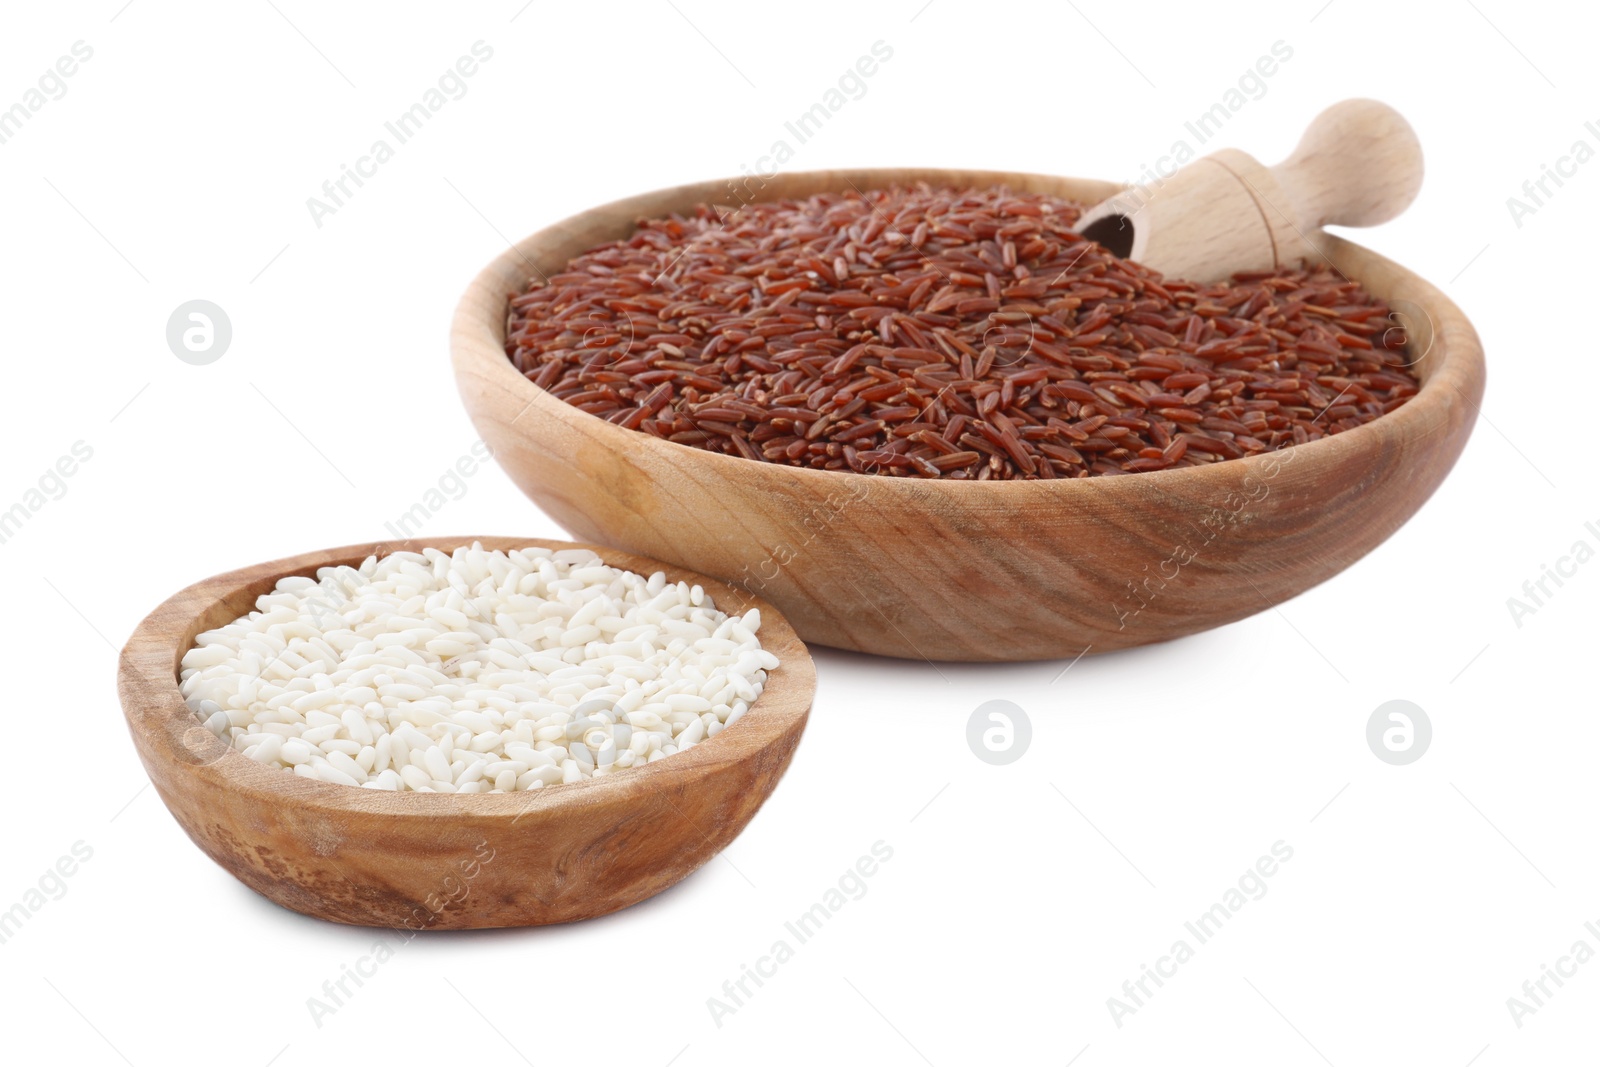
[
  {"x1": 450, "y1": 165, "x2": 1485, "y2": 502},
  {"x1": 117, "y1": 536, "x2": 816, "y2": 822}
]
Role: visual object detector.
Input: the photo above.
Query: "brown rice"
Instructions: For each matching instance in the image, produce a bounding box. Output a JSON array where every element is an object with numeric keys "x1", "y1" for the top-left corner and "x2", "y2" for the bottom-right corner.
[{"x1": 505, "y1": 185, "x2": 1419, "y2": 479}]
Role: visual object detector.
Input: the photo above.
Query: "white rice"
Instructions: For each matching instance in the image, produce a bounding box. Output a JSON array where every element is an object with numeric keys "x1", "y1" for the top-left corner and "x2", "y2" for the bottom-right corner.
[{"x1": 179, "y1": 543, "x2": 777, "y2": 793}]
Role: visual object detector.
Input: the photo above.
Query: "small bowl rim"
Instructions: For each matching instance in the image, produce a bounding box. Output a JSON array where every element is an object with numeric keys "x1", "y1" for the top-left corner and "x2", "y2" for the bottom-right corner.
[
  {"x1": 117, "y1": 536, "x2": 816, "y2": 822},
  {"x1": 450, "y1": 165, "x2": 1483, "y2": 504}
]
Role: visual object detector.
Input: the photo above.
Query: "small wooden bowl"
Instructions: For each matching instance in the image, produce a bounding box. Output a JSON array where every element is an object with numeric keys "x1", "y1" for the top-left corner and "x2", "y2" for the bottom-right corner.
[
  {"x1": 117, "y1": 537, "x2": 814, "y2": 929},
  {"x1": 452, "y1": 168, "x2": 1484, "y2": 661}
]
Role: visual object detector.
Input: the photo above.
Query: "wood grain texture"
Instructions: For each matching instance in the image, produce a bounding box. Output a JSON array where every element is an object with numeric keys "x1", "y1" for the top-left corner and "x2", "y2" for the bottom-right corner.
[
  {"x1": 1075, "y1": 99, "x2": 1425, "y2": 282},
  {"x1": 451, "y1": 166, "x2": 1484, "y2": 662},
  {"x1": 1272, "y1": 99, "x2": 1425, "y2": 230},
  {"x1": 117, "y1": 537, "x2": 814, "y2": 929}
]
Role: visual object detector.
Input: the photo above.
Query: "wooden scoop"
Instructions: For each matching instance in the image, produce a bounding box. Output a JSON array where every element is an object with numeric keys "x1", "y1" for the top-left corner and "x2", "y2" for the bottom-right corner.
[{"x1": 1074, "y1": 99, "x2": 1424, "y2": 282}]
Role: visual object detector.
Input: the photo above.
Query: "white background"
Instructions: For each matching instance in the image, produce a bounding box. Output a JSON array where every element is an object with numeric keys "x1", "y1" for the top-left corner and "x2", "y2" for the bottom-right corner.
[{"x1": 2, "y1": 1, "x2": 1595, "y2": 1064}]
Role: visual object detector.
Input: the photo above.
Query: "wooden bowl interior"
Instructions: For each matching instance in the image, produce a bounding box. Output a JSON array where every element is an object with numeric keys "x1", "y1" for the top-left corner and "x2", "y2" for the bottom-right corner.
[
  {"x1": 126, "y1": 537, "x2": 812, "y2": 815},
  {"x1": 478, "y1": 167, "x2": 1451, "y2": 385}
]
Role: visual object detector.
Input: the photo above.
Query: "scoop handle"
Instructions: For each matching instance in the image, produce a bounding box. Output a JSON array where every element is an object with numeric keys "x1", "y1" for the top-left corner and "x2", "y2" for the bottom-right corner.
[{"x1": 1270, "y1": 99, "x2": 1424, "y2": 230}]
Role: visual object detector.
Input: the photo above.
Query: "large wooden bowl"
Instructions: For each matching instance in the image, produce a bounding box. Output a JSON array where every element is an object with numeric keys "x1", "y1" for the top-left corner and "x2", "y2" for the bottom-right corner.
[
  {"x1": 452, "y1": 168, "x2": 1484, "y2": 661},
  {"x1": 117, "y1": 537, "x2": 814, "y2": 929}
]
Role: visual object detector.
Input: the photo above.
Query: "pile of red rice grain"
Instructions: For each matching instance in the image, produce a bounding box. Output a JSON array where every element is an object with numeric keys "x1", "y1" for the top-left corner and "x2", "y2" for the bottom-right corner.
[{"x1": 504, "y1": 185, "x2": 1421, "y2": 480}]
